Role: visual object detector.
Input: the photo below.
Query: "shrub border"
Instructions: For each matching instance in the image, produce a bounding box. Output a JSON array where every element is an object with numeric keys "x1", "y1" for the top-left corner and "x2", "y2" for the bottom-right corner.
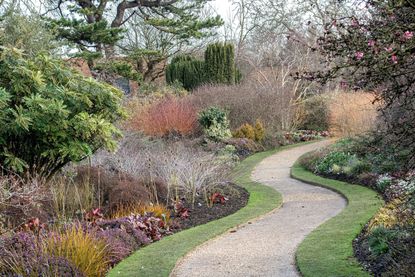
[
  {"x1": 108, "y1": 143, "x2": 319, "y2": 276},
  {"x1": 291, "y1": 161, "x2": 383, "y2": 277}
]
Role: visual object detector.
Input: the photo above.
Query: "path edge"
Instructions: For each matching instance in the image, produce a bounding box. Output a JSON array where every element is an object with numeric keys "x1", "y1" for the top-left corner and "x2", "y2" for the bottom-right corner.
[
  {"x1": 291, "y1": 157, "x2": 383, "y2": 277},
  {"x1": 107, "y1": 141, "x2": 321, "y2": 277}
]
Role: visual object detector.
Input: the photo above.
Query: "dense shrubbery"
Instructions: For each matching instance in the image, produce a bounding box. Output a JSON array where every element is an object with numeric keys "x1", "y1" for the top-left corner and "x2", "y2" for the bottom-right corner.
[
  {"x1": 198, "y1": 107, "x2": 232, "y2": 141},
  {"x1": 299, "y1": 136, "x2": 415, "y2": 276},
  {"x1": 298, "y1": 95, "x2": 330, "y2": 131},
  {"x1": 166, "y1": 43, "x2": 239, "y2": 90},
  {"x1": 205, "y1": 43, "x2": 236, "y2": 85},
  {"x1": 311, "y1": 0, "x2": 415, "y2": 170},
  {"x1": 165, "y1": 55, "x2": 206, "y2": 91},
  {"x1": 284, "y1": 130, "x2": 329, "y2": 144},
  {"x1": 191, "y1": 83, "x2": 299, "y2": 132},
  {"x1": 0, "y1": 48, "x2": 125, "y2": 178}
]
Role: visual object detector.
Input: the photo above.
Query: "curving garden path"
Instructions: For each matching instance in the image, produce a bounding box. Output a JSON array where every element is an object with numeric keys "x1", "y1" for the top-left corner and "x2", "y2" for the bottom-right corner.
[{"x1": 171, "y1": 140, "x2": 346, "y2": 277}]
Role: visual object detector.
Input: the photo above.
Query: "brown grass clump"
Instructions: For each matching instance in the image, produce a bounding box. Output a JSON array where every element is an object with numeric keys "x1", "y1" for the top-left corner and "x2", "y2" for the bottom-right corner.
[
  {"x1": 108, "y1": 179, "x2": 151, "y2": 212},
  {"x1": 127, "y1": 96, "x2": 198, "y2": 137},
  {"x1": 328, "y1": 91, "x2": 378, "y2": 137}
]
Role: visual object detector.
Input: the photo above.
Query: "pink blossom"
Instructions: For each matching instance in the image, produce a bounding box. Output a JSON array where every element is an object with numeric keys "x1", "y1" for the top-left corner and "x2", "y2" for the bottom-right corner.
[
  {"x1": 351, "y1": 18, "x2": 359, "y2": 27},
  {"x1": 385, "y1": 47, "x2": 393, "y2": 52},
  {"x1": 391, "y1": 55, "x2": 398, "y2": 64},
  {"x1": 404, "y1": 31, "x2": 413, "y2": 40},
  {"x1": 368, "y1": 40, "x2": 375, "y2": 47},
  {"x1": 355, "y1": 51, "x2": 364, "y2": 60}
]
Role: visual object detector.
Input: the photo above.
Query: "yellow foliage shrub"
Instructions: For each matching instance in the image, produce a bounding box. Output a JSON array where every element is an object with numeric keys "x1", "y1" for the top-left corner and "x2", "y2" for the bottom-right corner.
[
  {"x1": 43, "y1": 226, "x2": 110, "y2": 277},
  {"x1": 233, "y1": 119, "x2": 265, "y2": 142},
  {"x1": 233, "y1": 123, "x2": 255, "y2": 140},
  {"x1": 368, "y1": 199, "x2": 402, "y2": 231},
  {"x1": 110, "y1": 203, "x2": 171, "y2": 223},
  {"x1": 254, "y1": 119, "x2": 265, "y2": 142}
]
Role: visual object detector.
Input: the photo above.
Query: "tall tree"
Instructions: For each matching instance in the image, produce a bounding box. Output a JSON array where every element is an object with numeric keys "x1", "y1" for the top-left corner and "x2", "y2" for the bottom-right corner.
[
  {"x1": 306, "y1": 0, "x2": 415, "y2": 169},
  {"x1": 47, "y1": 0, "x2": 222, "y2": 65},
  {"x1": 0, "y1": 8, "x2": 59, "y2": 57}
]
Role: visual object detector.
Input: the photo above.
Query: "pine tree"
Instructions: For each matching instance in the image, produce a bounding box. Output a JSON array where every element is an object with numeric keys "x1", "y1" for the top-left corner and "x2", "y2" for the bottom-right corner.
[{"x1": 47, "y1": 0, "x2": 223, "y2": 67}]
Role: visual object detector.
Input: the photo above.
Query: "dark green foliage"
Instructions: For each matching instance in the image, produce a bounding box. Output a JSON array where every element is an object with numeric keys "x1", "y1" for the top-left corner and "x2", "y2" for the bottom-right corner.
[
  {"x1": 198, "y1": 107, "x2": 228, "y2": 130},
  {"x1": 205, "y1": 43, "x2": 236, "y2": 84},
  {"x1": 166, "y1": 43, "x2": 240, "y2": 90},
  {"x1": 367, "y1": 227, "x2": 400, "y2": 257},
  {"x1": 299, "y1": 95, "x2": 329, "y2": 131},
  {"x1": 94, "y1": 61, "x2": 142, "y2": 82},
  {"x1": 49, "y1": 18, "x2": 124, "y2": 62},
  {"x1": 0, "y1": 9, "x2": 58, "y2": 57},
  {"x1": 47, "y1": 0, "x2": 223, "y2": 65},
  {"x1": 198, "y1": 107, "x2": 231, "y2": 140},
  {"x1": 0, "y1": 48, "x2": 125, "y2": 178},
  {"x1": 315, "y1": 151, "x2": 355, "y2": 174},
  {"x1": 235, "y1": 68, "x2": 243, "y2": 84},
  {"x1": 165, "y1": 56, "x2": 206, "y2": 90}
]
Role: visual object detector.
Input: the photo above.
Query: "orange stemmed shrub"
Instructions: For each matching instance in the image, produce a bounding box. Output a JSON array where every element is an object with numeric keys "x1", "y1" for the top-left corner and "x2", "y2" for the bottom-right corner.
[{"x1": 128, "y1": 96, "x2": 198, "y2": 137}]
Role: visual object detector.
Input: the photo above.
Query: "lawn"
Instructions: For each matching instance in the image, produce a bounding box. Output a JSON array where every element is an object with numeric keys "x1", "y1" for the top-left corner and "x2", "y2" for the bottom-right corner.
[{"x1": 291, "y1": 163, "x2": 383, "y2": 277}]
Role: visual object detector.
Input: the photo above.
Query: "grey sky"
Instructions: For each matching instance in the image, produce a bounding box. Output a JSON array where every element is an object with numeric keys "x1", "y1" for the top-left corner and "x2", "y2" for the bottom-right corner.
[{"x1": 212, "y1": 0, "x2": 232, "y2": 19}]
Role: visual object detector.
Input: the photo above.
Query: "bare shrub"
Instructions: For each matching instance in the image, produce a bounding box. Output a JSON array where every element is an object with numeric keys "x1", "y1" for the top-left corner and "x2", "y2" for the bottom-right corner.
[
  {"x1": 0, "y1": 174, "x2": 48, "y2": 230},
  {"x1": 126, "y1": 96, "x2": 198, "y2": 137},
  {"x1": 108, "y1": 179, "x2": 151, "y2": 212},
  {"x1": 73, "y1": 166, "x2": 153, "y2": 212},
  {"x1": 92, "y1": 135, "x2": 232, "y2": 207},
  {"x1": 191, "y1": 66, "x2": 311, "y2": 132},
  {"x1": 328, "y1": 91, "x2": 378, "y2": 137}
]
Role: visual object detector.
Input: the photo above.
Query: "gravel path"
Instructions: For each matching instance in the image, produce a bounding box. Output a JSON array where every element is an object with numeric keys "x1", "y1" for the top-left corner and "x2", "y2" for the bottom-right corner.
[{"x1": 171, "y1": 141, "x2": 347, "y2": 277}]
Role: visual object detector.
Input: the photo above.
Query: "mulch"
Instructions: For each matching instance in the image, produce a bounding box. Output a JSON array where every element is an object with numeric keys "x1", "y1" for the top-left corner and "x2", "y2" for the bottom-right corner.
[{"x1": 174, "y1": 183, "x2": 249, "y2": 230}]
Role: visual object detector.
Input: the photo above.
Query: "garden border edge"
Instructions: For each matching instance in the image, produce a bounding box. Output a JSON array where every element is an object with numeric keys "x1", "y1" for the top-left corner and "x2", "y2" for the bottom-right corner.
[{"x1": 291, "y1": 160, "x2": 383, "y2": 277}]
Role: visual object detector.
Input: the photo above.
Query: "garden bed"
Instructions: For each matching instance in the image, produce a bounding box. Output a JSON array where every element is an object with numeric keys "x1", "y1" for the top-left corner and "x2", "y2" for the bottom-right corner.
[
  {"x1": 107, "y1": 144, "x2": 306, "y2": 276},
  {"x1": 177, "y1": 183, "x2": 249, "y2": 230},
  {"x1": 296, "y1": 137, "x2": 415, "y2": 276}
]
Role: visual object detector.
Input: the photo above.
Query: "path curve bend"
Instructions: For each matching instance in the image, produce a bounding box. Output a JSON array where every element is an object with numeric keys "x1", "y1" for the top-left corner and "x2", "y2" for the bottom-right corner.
[{"x1": 171, "y1": 141, "x2": 346, "y2": 277}]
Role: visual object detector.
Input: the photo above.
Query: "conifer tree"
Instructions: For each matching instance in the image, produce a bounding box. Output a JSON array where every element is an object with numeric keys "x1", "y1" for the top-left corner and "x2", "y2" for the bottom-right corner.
[{"x1": 47, "y1": 0, "x2": 222, "y2": 66}]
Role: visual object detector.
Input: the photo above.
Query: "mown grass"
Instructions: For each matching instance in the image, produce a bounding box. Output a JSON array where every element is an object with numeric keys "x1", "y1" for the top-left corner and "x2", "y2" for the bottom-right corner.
[
  {"x1": 291, "y1": 163, "x2": 383, "y2": 277},
  {"x1": 107, "y1": 143, "x2": 315, "y2": 276}
]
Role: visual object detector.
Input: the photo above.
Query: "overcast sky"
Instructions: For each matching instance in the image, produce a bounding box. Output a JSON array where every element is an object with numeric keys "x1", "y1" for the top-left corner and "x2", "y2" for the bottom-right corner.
[{"x1": 212, "y1": 0, "x2": 232, "y2": 19}]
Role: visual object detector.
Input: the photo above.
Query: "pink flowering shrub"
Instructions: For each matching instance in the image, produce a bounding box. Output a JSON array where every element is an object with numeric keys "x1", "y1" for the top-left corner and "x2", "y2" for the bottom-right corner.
[{"x1": 302, "y1": 0, "x2": 415, "y2": 171}]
